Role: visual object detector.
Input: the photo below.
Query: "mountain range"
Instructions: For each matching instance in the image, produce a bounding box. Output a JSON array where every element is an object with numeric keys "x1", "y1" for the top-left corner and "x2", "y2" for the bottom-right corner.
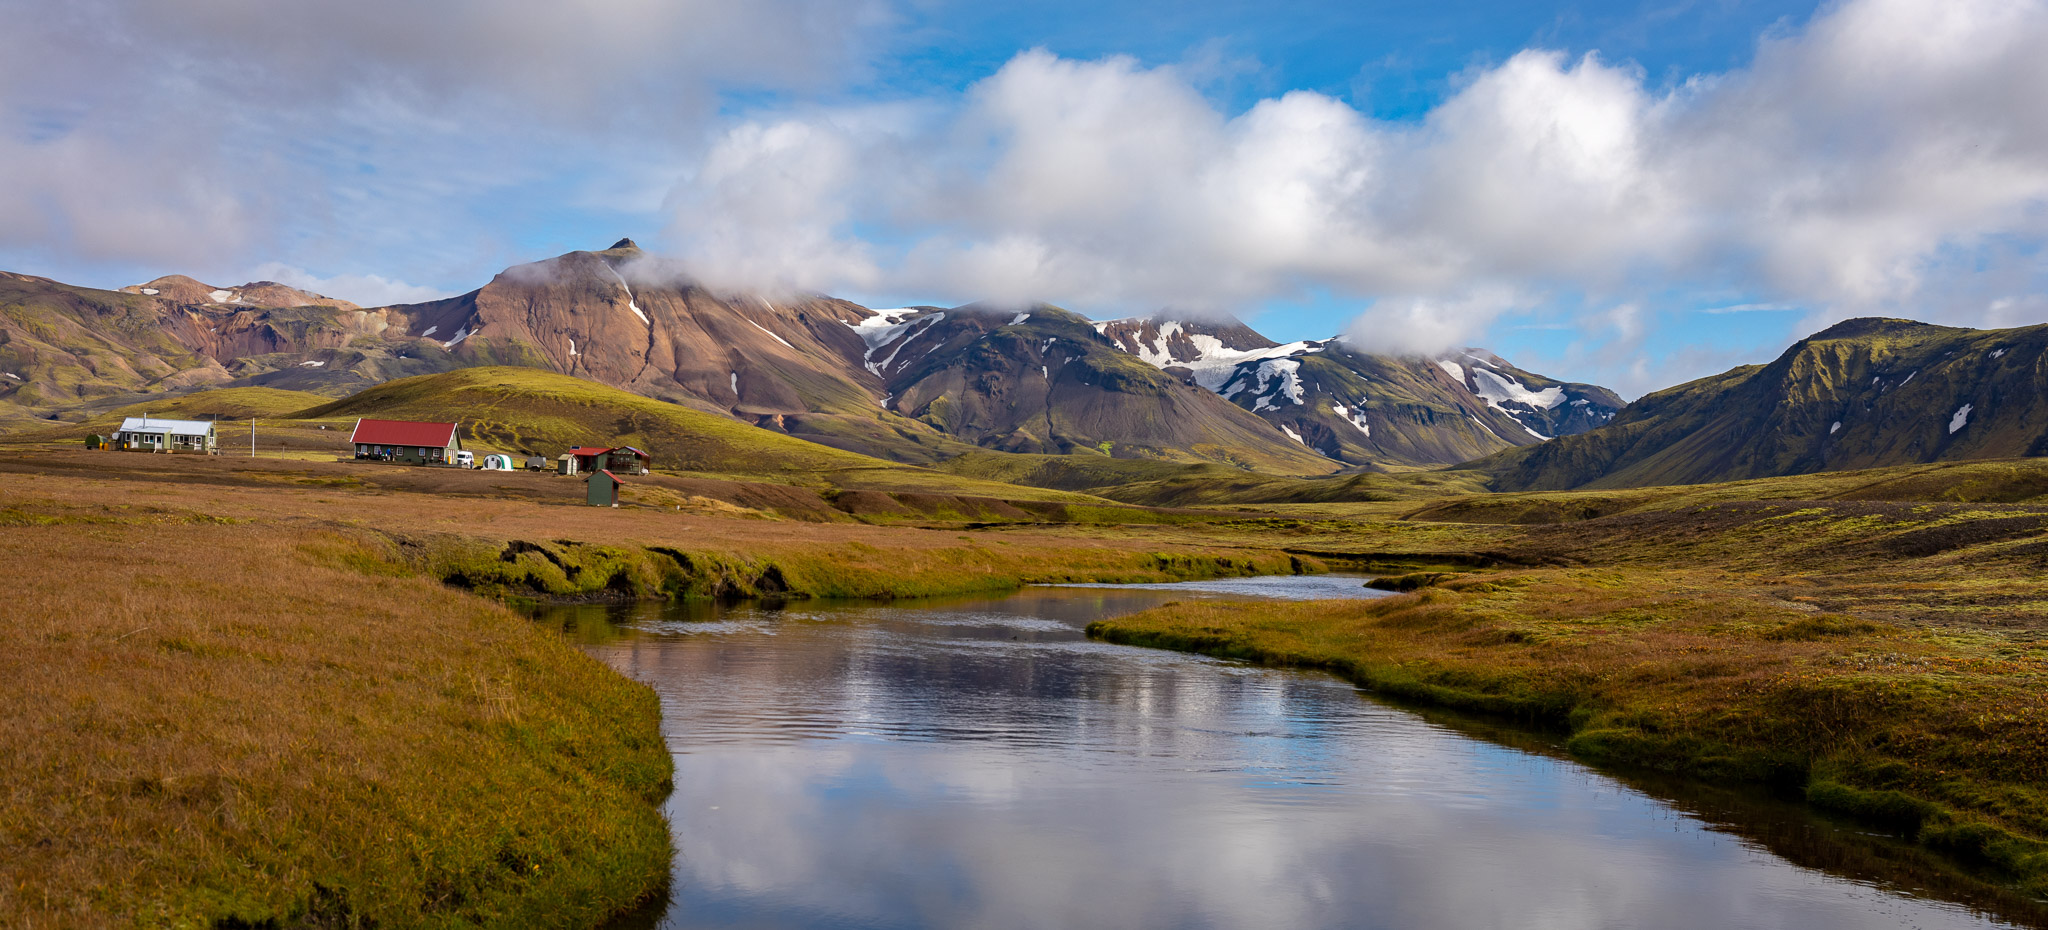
[
  {"x1": 11, "y1": 239, "x2": 2045, "y2": 494},
  {"x1": 0, "y1": 239, "x2": 1621, "y2": 474}
]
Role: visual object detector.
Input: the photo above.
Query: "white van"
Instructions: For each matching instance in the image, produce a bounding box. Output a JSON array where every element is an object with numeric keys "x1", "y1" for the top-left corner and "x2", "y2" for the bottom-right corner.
[{"x1": 455, "y1": 451, "x2": 475, "y2": 468}]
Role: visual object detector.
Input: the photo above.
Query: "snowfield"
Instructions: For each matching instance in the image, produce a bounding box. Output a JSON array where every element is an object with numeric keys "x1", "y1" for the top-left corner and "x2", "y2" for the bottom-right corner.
[
  {"x1": 1099, "y1": 318, "x2": 1322, "y2": 392},
  {"x1": 847, "y1": 310, "x2": 943, "y2": 377}
]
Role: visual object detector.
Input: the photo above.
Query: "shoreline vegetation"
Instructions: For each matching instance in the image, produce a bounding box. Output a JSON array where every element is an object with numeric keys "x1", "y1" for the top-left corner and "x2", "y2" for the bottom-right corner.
[
  {"x1": 1087, "y1": 465, "x2": 2048, "y2": 905},
  {"x1": 0, "y1": 450, "x2": 1316, "y2": 928}
]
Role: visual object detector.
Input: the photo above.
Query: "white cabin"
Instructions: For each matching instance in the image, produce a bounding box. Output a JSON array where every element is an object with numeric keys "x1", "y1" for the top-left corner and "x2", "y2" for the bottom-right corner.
[{"x1": 114, "y1": 416, "x2": 217, "y2": 453}]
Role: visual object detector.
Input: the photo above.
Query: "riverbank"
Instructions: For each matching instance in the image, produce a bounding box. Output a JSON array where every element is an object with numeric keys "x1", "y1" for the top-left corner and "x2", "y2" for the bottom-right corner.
[
  {"x1": 0, "y1": 454, "x2": 1322, "y2": 926},
  {"x1": 1091, "y1": 493, "x2": 2048, "y2": 899}
]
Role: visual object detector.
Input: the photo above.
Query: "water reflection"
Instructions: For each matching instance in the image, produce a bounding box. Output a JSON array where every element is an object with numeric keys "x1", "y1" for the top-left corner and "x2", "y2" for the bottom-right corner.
[{"x1": 549, "y1": 582, "x2": 2041, "y2": 930}]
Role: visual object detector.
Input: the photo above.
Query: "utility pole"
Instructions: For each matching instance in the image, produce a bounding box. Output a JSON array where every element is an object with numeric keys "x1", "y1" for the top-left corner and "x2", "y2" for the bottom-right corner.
[{"x1": 251, "y1": 418, "x2": 257, "y2": 458}]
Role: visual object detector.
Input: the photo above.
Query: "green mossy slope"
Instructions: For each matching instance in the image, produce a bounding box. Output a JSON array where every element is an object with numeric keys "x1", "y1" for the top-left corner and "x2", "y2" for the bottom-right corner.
[{"x1": 1484, "y1": 318, "x2": 2048, "y2": 490}]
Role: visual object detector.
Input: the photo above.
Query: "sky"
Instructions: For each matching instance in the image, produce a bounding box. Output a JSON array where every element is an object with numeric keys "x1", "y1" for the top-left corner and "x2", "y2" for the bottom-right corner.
[{"x1": 2, "y1": 0, "x2": 2045, "y2": 397}]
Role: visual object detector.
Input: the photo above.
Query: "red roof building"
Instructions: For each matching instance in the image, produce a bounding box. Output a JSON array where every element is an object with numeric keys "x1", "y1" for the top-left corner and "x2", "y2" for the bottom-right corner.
[{"x1": 349, "y1": 418, "x2": 463, "y2": 465}]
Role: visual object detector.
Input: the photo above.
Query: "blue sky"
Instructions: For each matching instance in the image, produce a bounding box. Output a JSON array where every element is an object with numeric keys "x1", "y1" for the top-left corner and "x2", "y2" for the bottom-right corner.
[{"x1": 4, "y1": 0, "x2": 2044, "y2": 396}]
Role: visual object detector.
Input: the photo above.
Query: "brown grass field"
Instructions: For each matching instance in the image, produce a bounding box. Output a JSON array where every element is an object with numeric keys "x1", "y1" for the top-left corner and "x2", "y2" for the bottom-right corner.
[
  {"x1": 13, "y1": 443, "x2": 2048, "y2": 922},
  {"x1": 0, "y1": 518, "x2": 672, "y2": 928}
]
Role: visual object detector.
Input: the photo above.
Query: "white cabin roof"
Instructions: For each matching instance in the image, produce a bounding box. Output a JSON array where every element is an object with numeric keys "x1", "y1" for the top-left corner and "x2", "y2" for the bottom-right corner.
[{"x1": 117, "y1": 416, "x2": 215, "y2": 435}]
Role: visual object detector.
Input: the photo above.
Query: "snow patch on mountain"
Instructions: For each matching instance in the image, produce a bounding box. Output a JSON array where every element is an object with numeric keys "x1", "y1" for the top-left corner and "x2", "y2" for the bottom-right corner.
[
  {"x1": 1470, "y1": 368, "x2": 1565, "y2": 411},
  {"x1": 1010, "y1": 312, "x2": 1031, "y2": 326},
  {"x1": 441, "y1": 327, "x2": 470, "y2": 349},
  {"x1": 1950, "y1": 404, "x2": 1973, "y2": 434},
  {"x1": 1280, "y1": 424, "x2": 1305, "y2": 444},
  {"x1": 601, "y1": 263, "x2": 649, "y2": 325},
  {"x1": 1233, "y1": 357, "x2": 1306, "y2": 413},
  {"x1": 1099, "y1": 318, "x2": 1321, "y2": 392},
  {"x1": 851, "y1": 310, "x2": 947, "y2": 377},
  {"x1": 748, "y1": 318, "x2": 794, "y2": 349},
  {"x1": 1331, "y1": 402, "x2": 1371, "y2": 436}
]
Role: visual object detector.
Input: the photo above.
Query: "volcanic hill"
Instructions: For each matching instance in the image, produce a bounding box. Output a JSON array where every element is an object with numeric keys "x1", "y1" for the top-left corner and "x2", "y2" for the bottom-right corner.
[{"x1": 1482, "y1": 318, "x2": 2048, "y2": 490}]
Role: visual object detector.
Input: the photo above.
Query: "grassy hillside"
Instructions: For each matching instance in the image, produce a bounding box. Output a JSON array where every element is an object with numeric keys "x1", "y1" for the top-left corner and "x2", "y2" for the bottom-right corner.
[
  {"x1": 286, "y1": 367, "x2": 1116, "y2": 506},
  {"x1": 293, "y1": 366, "x2": 887, "y2": 477},
  {"x1": 1483, "y1": 318, "x2": 2048, "y2": 491},
  {"x1": 938, "y1": 450, "x2": 1489, "y2": 506},
  {"x1": 1407, "y1": 457, "x2": 2048, "y2": 525}
]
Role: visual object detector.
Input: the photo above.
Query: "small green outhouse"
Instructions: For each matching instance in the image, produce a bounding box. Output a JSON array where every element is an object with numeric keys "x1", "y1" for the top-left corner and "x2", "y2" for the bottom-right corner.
[
  {"x1": 587, "y1": 469, "x2": 621, "y2": 507},
  {"x1": 85, "y1": 434, "x2": 104, "y2": 450}
]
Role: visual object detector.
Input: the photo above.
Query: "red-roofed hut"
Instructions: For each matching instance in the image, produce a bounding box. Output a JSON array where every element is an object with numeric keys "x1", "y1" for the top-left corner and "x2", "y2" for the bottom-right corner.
[{"x1": 349, "y1": 418, "x2": 462, "y2": 465}]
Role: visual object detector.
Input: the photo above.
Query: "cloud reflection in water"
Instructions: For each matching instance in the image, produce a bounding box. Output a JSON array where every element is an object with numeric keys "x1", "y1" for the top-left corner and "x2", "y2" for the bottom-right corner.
[{"x1": 571, "y1": 586, "x2": 2018, "y2": 930}]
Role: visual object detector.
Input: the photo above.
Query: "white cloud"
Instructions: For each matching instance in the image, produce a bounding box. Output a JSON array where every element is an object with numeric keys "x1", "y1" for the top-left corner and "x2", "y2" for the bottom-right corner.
[
  {"x1": 0, "y1": 0, "x2": 893, "y2": 277},
  {"x1": 667, "y1": 0, "x2": 2048, "y2": 357},
  {"x1": 1698, "y1": 303, "x2": 1798, "y2": 314},
  {"x1": 4, "y1": 0, "x2": 2044, "y2": 390},
  {"x1": 242, "y1": 263, "x2": 453, "y2": 308}
]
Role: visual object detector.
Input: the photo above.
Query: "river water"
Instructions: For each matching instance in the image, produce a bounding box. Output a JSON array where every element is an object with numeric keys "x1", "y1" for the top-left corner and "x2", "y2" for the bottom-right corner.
[{"x1": 542, "y1": 576, "x2": 2044, "y2": 930}]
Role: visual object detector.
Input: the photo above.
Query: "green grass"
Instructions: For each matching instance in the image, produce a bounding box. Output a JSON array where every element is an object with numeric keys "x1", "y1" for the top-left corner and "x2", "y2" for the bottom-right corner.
[
  {"x1": 401, "y1": 528, "x2": 1316, "y2": 603},
  {"x1": 293, "y1": 367, "x2": 887, "y2": 475}
]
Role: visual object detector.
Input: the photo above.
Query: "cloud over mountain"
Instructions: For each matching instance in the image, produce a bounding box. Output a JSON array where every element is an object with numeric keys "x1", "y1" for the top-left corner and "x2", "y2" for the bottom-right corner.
[
  {"x1": 1, "y1": 0, "x2": 2042, "y2": 395},
  {"x1": 670, "y1": 0, "x2": 2048, "y2": 355}
]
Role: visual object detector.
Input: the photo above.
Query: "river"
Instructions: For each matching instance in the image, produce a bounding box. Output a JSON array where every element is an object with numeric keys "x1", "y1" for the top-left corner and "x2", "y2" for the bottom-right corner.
[{"x1": 538, "y1": 576, "x2": 2044, "y2": 930}]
